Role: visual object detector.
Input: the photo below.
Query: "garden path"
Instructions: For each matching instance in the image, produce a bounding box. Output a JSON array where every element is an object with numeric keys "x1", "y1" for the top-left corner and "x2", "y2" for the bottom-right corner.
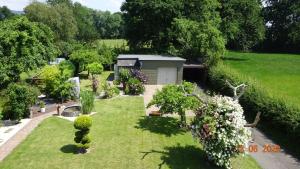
[
  {"x1": 249, "y1": 128, "x2": 300, "y2": 169},
  {"x1": 0, "y1": 111, "x2": 57, "y2": 161}
]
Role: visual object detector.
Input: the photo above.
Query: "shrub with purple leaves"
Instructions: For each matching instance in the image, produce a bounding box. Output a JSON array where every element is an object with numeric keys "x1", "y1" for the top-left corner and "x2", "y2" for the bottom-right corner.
[{"x1": 130, "y1": 69, "x2": 148, "y2": 84}]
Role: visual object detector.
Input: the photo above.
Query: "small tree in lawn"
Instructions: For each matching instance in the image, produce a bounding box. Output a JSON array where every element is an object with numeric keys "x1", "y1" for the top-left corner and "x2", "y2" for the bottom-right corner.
[
  {"x1": 80, "y1": 91, "x2": 95, "y2": 114},
  {"x1": 147, "y1": 82, "x2": 199, "y2": 126},
  {"x1": 87, "y1": 62, "x2": 103, "y2": 93},
  {"x1": 74, "y1": 115, "x2": 92, "y2": 153}
]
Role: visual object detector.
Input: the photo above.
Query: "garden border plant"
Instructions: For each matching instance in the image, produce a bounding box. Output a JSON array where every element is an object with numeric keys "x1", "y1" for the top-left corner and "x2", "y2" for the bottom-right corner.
[{"x1": 208, "y1": 63, "x2": 300, "y2": 144}]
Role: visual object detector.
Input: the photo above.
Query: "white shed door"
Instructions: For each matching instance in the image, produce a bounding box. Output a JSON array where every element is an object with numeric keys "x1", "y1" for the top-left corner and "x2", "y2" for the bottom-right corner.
[{"x1": 157, "y1": 67, "x2": 177, "y2": 84}]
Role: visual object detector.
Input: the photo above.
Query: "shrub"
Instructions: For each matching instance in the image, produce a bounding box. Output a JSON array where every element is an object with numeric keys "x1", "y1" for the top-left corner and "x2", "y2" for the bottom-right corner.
[
  {"x1": 102, "y1": 82, "x2": 120, "y2": 99},
  {"x1": 147, "y1": 81, "x2": 199, "y2": 125},
  {"x1": 119, "y1": 68, "x2": 131, "y2": 89},
  {"x1": 80, "y1": 91, "x2": 95, "y2": 114},
  {"x1": 191, "y1": 95, "x2": 251, "y2": 168},
  {"x1": 74, "y1": 115, "x2": 92, "y2": 151},
  {"x1": 87, "y1": 62, "x2": 103, "y2": 77},
  {"x1": 58, "y1": 60, "x2": 75, "y2": 78},
  {"x1": 125, "y1": 78, "x2": 145, "y2": 95},
  {"x1": 130, "y1": 69, "x2": 148, "y2": 84},
  {"x1": 40, "y1": 65, "x2": 75, "y2": 102},
  {"x1": 208, "y1": 63, "x2": 300, "y2": 140},
  {"x1": 2, "y1": 83, "x2": 39, "y2": 121}
]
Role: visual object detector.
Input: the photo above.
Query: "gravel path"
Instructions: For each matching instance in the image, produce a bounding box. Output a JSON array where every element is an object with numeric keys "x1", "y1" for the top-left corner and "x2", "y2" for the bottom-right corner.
[
  {"x1": 249, "y1": 128, "x2": 300, "y2": 169},
  {"x1": 0, "y1": 111, "x2": 56, "y2": 161}
]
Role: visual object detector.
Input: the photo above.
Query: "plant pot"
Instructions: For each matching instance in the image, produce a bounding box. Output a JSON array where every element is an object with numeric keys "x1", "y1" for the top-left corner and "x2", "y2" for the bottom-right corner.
[{"x1": 40, "y1": 107, "x2": 46, "y2": 113}]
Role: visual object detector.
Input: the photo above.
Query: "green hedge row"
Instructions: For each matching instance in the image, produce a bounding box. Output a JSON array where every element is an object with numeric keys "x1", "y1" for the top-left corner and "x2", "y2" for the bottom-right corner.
[{"x1": 208, "y1": 63, "x2": 300, "y2": 139}]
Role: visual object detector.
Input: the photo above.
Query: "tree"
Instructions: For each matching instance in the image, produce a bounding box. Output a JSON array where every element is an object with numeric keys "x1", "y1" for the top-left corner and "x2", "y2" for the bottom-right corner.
[
  {"x1": 0, "y1": 6, "x2": 15, "y2": 21},
  {"x1": 93, "y1": 11, "x2": 124, "y2": 39},
  {"x1": 46, "y1": 0, "x2": 73, "y2": 7},
  {"x1": 25, "y1": 2, "x2": 78, "y2": 41},
  {"x1": 0, "y1": 16, "x2": 58, "y2": 87},
  {"x1": 263, "y1": 0, "x2": 300, "y2": 52},
  {"x1": 121, "y1": 0, "x2": 184, "y2": 52},
  {"x1": 73, "y1": 2, "x2": 99, "y2": 41},
  {"x1": 170, "y1": 18, "x2": 225, "y2": 66},
  {"x1": 219, "y1": 0, "x2": 265, "y2": 51},
  {"x1": 2, "y1": 83, "x2": 39, "y2": 121},
  {"x1": 147, "y1": 82, "x2": 199, "y2": 126},
  {"x1": 69, "y1": 49, "x2": 100, "y2": 75}
]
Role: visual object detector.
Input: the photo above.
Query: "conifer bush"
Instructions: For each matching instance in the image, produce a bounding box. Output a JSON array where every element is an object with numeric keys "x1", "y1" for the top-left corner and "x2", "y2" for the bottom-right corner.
[{"x1": 74, "y1": 115, "x2": 92, "y2": 152}]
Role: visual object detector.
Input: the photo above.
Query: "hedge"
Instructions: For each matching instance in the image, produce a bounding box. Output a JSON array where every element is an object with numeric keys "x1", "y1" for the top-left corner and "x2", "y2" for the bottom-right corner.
[{"x1": 208, "y1": 63, "x2": 300, "y2": 139}]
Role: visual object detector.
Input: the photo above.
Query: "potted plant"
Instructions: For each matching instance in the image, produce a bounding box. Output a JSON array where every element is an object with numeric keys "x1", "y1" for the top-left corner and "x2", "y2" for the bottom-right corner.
[{"x1": 39, "y1": 101, "x2": 46, "y2": 113}]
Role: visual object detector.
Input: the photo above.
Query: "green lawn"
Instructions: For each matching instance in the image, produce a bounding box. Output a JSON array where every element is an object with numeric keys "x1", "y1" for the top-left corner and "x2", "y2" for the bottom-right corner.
[
  {"x1": 95, "y1": 39, "x2": 128, "y2": 48},
  {"x1": 0, "y1": 97, "x2": 260, "y2": 169},
  {"x1": 223, "y1": 51, "x2": 300, "y2": 107},
  {"x1": 80, "y1": 71, "x2": 113, "y2": 92}
]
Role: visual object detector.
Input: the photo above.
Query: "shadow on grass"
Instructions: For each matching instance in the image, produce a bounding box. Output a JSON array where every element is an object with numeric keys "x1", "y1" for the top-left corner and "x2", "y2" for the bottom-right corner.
[
  {"x1": 135, "y1": 116, "x2": 184, "y2": 137},
  {"x1": 106, "y1": 73, "x2": 114, "y2": 81},
  {"x1": 140, "y1": 145, "x2": 220, "y2": 169},
  {"x1": 221, "y1": 57, "x2": 248, "y2": 62},
  {"x1": 60, "y1": 144, "x2": 78, "y2": 154}
]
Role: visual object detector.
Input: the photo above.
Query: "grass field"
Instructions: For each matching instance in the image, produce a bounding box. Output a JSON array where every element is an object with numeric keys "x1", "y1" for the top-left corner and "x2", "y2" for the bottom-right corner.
[
  {"x1": 0, "y1": 97, "x2": 260, "y2": 169},
  {"x1": 96, "y1": 39, "x2": 128, "y2": 48},
  {"x1": 223, "y1": 51, "x2": 300, "y2": 107}
]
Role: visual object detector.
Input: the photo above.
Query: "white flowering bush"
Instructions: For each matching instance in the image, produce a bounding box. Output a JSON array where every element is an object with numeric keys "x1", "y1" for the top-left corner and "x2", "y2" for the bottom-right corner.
[{"x1": 191, "y1": 95, "x2": 251, "y2": 169}]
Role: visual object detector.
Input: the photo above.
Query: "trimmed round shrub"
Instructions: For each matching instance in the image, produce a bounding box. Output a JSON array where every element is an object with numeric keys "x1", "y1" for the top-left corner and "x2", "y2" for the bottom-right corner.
[
  {"x1": 74, "y1": 115, "x2": 92, "y2": 130},
  {"x1": 74, "y1": 115, "x2": 92, "y2": 151}
]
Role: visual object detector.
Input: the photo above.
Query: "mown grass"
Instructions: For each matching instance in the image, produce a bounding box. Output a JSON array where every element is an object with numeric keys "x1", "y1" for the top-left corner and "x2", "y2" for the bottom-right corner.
[
  {"x1": 95, "y1": 39, "x2": 128, "y2": 48},
  {"x1": 0, "y1": 97, "x2": 260, "y2": 169},
  {"x1": 223, "y1": 51, "x2": 300, "y2": 108},
  {"x1": 79, "y1": 71, "x2": 113, "y2": 92}
]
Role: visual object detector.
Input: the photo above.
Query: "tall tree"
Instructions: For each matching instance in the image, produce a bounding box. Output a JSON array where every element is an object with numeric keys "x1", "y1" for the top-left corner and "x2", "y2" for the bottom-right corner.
[
  {"x1": 263, "y1": 0, "x2": 300, "y2": 52},
  {"x1": 46, "y1": 0, "x2": 73, "y2": 7},
  {"x1": 73, "y1": 2, "x2": 99, "y2": 41},
  {"x1": 219, "y1": 0, "x2": 265, "y2": 51},
  {"x1": 25, "y1": 2, "x2": 78, "y2": 42},
  {"x1": 0, "y1": 6, "x2": 15, "y2": 21},
  {"x1": 121, "y1": 0, "x2": 184, "y2": 52},
  {"x1": 0, "y1": 17, "x2": 58, "y2": 87},
  {"x1": 93, "y1": 11, "x2": 124, "y2": 39}
]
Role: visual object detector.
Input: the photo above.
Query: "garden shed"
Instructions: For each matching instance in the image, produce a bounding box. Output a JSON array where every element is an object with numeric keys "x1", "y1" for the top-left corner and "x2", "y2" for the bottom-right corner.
[{"x1": 115, "y1": 54, "x2": 186, "y2": 84}]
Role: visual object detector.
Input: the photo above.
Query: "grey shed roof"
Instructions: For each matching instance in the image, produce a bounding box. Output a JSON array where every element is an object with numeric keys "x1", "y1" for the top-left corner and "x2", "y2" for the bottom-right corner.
[{"x1": 118, "y1": 54, "x2": 186, "y2": 61}]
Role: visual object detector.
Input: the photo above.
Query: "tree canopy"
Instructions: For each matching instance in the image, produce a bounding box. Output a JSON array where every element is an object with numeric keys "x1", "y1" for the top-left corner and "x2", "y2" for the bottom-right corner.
[
  {"x1": 219, "y1": 0, "x2": 265, "y2": 50},
  {"x1": 0, "y1": 16, "x2": 58, "y2": 87},
  {"x1": 263, "y1": 0, "x2": 300, "y2": 52},
  {"x1": 0, "y1": 6, "x2": 15, "y2": 21},
  {"x1": 25, "y1": 2, "x2": 78, "y2": 42}
]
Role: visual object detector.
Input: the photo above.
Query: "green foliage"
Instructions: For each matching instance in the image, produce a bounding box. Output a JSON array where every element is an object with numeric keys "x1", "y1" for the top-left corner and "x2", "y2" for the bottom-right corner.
[
  {"x1": 147, "y1": 82, "x2": 199, "y2": 125},
  {"x1": 124, "y1": 78, "x2": 145, "y2": 95},
  {"x1": 208, "y1": 63, "x2": 300, "y2": 140},
  {"x1": 39, "y1": 101, "x2": 45, "y2": 108},
  {"x1": 263, "y1": 0, "x2": 300, "y2": 52},
  {"x1": 40, "y1": 65, "x2": 74, "y2": 102},
  {"x1": 0, "y1": 16, "x2": 58, "y2": 87},
  {"x1": 25, "y1": 2, "x2": 78, "y2": 42},
  {"x1": 171, "y1": 18, "x2": 225, "y2": 66},
  {"x1": 97, "y1": 43, "x2": 116, "y2": 68},
  {"x1": 69, "y1": 49, "x2": 100, "y2": 74},
  {"x1": 80, "y1": 91, "x2": 95, "y2": 114},
  {"x1": 2, "y1": 83, "x2": 39, "y2": 121},
  {"x1": 93, "y1": 11, "x2": 124, "y2": 39},
  {"x1": 74, "y1": 115, "x2": 92, "y2": 130},
  {"x1": 0, "y1": 6, "x2": 15, "y2": 21},
  {"x1": 58, "y1": 60, "x2": 75, "y2": 78},
  {"x1": 119, "y1": 69, "x2": 131, "y2": 84},
  {"x1": 219, "y1": 0, "x2": 265, "y2": 51},
  {"x1": 102, "y1": 82, "x2": 120, "y2": 99},
  {"x1": 74, "y1": 115, "x2": 92, "y2": 150},
  {"x1": 73, "y1": 2, "x2": 99, "y2": 41},
  {"x1": 87, "y1": 63, "x2": 103, "y2": 76},
  {"x1": 121, "y1": 0, "x2": 221, "y2": 53}
]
